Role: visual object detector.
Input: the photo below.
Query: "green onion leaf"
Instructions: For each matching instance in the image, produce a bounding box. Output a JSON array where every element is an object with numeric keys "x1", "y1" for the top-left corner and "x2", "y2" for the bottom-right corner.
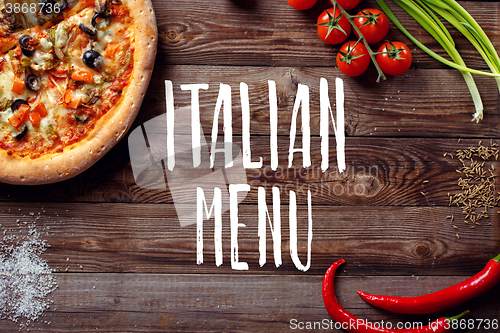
[{"x1": 375, "y1": 0, "x2": 500, "y2": 121}]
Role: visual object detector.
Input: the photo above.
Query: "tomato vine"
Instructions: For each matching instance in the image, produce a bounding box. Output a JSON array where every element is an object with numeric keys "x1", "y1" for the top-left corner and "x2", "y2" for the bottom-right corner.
[{"x1": 328, "y1": 0, "x2": 387, "y2": 82}]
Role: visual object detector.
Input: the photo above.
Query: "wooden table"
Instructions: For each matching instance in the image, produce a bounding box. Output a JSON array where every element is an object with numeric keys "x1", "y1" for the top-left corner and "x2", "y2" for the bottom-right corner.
[{"x1": 1, "y1": 0, "x2": 499, "y2": 331}]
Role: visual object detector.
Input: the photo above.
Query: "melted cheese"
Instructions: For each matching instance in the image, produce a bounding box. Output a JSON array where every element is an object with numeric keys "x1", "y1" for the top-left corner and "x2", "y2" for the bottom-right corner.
[
  {"x1": 54, "y1": 22, "x2": 69, "y2": 49},
  {"x1": 0, "y1": 58, "x2": 15, "y2": 106},
  {"x1": 31, "y1": 51, "x2": 55, "y2": 71},
  {"x1": 40, "y1": 37, "x2": 53, "y2": 52},
  {"x1": 0, "y1": 1, "x2": 134, "y2": 156}
]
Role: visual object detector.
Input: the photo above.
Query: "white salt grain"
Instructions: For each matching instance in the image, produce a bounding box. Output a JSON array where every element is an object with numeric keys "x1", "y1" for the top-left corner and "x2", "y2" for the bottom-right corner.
[{"x1": 0, "y1": 225, "x2": 58, "y2": 328}]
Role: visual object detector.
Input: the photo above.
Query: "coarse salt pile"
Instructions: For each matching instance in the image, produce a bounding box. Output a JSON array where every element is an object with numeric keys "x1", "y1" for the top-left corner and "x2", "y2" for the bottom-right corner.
[{"x1": 0, "y1": 224, "x2": 58, "y2": 328}]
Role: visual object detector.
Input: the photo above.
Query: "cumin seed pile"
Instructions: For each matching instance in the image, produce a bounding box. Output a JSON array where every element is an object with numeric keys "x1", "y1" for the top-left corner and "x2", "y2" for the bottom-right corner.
[{"x1": 446, "y1": 140, "x2": 499, "y2": 229}]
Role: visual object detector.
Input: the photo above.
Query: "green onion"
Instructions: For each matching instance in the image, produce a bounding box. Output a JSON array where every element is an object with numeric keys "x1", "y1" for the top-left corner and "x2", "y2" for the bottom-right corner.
[
  {"x1": 376, "y1": 0, "x2": 500, "y2": 122},
  {"x1": 393, "y1": 0, "x2": 483, "y2": 121},
  {"x1": 423, "y1": 0, "x2": 500, "y2": 91}
]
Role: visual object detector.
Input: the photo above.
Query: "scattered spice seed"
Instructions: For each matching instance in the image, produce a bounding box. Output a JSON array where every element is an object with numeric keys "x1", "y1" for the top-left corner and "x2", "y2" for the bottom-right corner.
[
  {"x1": 443, "y1": 152, "x2": 454, "y2": 159},
  {"x1": 446, "y1": 140, "x2": 500, "y2": 228}
]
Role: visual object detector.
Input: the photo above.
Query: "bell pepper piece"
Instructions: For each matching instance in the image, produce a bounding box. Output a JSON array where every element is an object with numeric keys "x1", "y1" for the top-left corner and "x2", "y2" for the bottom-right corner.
[{"x1": 8, "y1": 104, "x2": 30, "y2": 129}]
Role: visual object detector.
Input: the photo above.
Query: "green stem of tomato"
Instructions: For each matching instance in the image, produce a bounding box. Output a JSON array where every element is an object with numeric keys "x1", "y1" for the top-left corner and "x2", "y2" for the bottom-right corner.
[{"x1": 329, "y1": 0, "x2": 387, "y2": 82}]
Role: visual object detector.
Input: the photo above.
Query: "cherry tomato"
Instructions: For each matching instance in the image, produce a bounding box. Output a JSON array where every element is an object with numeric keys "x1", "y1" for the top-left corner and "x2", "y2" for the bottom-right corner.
[
  {"x1": 337, "y1": 41, "x2": 370, "y2": 77},
  {"x1": 317, "y1": 7, "x2": 351, "y2": 45},
  {"x1": 353, "y1": 8, "x2": 389, "y2": 44},
  {"x1": 376, "y1": 41, "x2": 412, "y2": 76},
  {"x1": 287, "y1": 0, "x2": 317, "y2": 10},
  {"x1": 335, "y1": 0, "x2": 361, "y2": 10}
]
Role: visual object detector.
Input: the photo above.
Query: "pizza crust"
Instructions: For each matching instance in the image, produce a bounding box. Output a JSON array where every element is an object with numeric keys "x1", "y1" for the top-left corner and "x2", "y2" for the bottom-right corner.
[{"x1": 0, "y1": 0, "x2": 158, "y2": 185}]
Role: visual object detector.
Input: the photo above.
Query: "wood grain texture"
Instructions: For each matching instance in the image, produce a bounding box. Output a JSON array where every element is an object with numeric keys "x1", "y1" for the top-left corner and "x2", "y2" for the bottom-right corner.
[
  {"x1": 0, "y1": 137, "x2": 497, "y2": 206},
  {"x1": 0, "y1": 203, "x2": 497, "y2": 275},
  {"x1": 155, "y1": 0, "x2": 499, "y2": 68},
  {"x1": 1, "y1": 0, "x2": 500, "y2": 331},
  {"x1": 0, "y1": 273, "x2": 498, "y2": 332},
  {"x1": 137, "y1": 65, "x2": 500, "y2": 138}
]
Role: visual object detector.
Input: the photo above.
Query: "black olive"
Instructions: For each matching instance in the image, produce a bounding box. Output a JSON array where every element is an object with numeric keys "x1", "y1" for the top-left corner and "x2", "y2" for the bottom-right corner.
[
  {"x1": 82, "y1": 50, "x2": 103, "y2": 69},
  {"x1": 11, "y1": 99, "x2": 29, "y2": 112},
  {"x1": 79, "y1": 23, "x2": 96, "y2": 37},
  {"x1": 91, "y1": 12, "x2": 107, "y2": 28},
  {"x1": 19, "y1": 35, "x2": 35, "y2": 57},
  {"x1": 25, "y1": 74, "x2": 41, "y2": 91},
  {"x1": 19, "y1": 35, "x2": 30, "y2": 47},
  {"x1": 21, "y1": 48, "x2": 34, "y2": 57},
  {"x1": 59, "y1": 0, "x2": 68, "y2": 11},
  {"x1": 74, "y1": 114, "x2": 89, "y2": 123},
  {"x1": 14, "y1": 124, "x2": 28, "y2": 141}
]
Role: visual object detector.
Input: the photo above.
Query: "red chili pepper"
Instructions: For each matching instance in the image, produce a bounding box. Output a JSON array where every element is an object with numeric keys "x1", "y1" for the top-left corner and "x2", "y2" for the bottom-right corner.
[
  {"x1": 358, "y1": 253, "x2": 500, "y2": 314},
  {"x1": 322, "y1": 259, "x2": 468, "y2": 333}
]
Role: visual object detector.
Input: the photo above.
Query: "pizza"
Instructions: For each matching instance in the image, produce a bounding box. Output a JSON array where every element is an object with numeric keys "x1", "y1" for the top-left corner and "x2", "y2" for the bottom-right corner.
[{"x1": 0, "y1": 0, "x2": 157, "y2": 184}]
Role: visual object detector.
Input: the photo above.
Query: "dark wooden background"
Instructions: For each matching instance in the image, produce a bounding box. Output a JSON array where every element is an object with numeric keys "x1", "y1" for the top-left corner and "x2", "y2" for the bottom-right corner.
[{"x1": 1, "y1": 0, "x2": 499, "y2": 331}]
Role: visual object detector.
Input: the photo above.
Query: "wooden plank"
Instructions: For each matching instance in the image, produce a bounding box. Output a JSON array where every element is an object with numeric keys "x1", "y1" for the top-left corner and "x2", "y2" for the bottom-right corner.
[
  {"x1": 2, "y1": 1, "x2": 500, "y2": 332},
  {"x1": 139, "y1": 65, "x2": 500, "y2": 137},
  {"x1": 0, "y1": 137, "x2": 497, "y2": 206},
  {"x1": 0, "y1": 203, "x2": 497, "y2": 275},
  {"x1": 155, "y1": 0, "x2": 500, "y2": 68},
  {"x1": 128, "y1": 136, "x2": 500, "y2": 207},
  {"x1": 0, "y1": 273, "x2": 498, "y2": 332}
]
